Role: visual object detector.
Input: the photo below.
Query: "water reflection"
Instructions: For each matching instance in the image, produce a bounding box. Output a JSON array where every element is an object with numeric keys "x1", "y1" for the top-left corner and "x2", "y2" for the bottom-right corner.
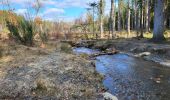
[{"x1": 73, "y1": 47, "x2": 100, "y2": 55}]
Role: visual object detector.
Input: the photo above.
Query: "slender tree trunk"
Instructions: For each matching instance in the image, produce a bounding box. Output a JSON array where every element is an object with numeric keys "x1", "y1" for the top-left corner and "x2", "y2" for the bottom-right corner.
[
  {"x1": 140, "y1": 1, "x2": 144, "y2": 38},
  {"x1": 137, "y1": 9, "x2": 141, "y2": 37},
  {"x1": 145, "y1": 0, "x2": 149, "y2": 32},
  {"x1": 110, "y1": 0, "x2": 115, "y2": 38},
  {"x1": 127, "y1": 0, "x2": 130, "y2": 37},
  {"x1": 100, "y1": 0, "x2": 104, "y2": 39},
  {"x1": 164, "y1": 0, "x2": 168, "y2": 29},
  {"x1": 153, "y1": 0, "x2": 165, "y2": 42},
  {"x1": 92, "y1": 7, "x2": 95, "y2": 38},
  {"x1": 148, "y1": 0, "x2": 151, "y2": 32},
  {"x1": 117, "y1": 0, "x2": 121, "y2": 31},
  {"x1": 134, "y1": 0, "x2": 137, "y2": 30}
]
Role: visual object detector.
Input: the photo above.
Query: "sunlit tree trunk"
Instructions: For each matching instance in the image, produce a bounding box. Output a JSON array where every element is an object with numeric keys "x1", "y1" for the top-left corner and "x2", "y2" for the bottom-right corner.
[
  {"x1": 152, "y1": 0, "x2": 165, "y2": 42},
  {"x1": 109, "y1": 0, "x2": 115, "y2": 38},
  {"x1": 148, "y1": 0, "x2": 151, "y2": 32},
  {"x1": 145, "y1": 0, "x2": 149, "y2": 32},
  {"x1": 127, "y1": 0, "x2": 130, "y2": 37},
  {"x1": 99, "y1": 0, "x2": 105, "y2": 39}
]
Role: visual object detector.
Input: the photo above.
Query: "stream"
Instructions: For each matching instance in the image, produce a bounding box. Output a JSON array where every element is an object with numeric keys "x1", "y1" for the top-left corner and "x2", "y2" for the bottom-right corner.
[{"x1": 73, "y1": 47, "x2": 170, "y2": 100}]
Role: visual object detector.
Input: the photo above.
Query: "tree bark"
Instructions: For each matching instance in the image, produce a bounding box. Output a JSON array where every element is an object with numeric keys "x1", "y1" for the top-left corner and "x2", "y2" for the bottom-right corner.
[
  {"x1": 100, "y1": 0, "x2": 104, "y2": 39},
  {"x1": 134, "y1": 0, "x2": 137, "y2": 30},
  {"x1": 140, "y1": 0, "x2": 144, "y2": 38},
  {"x1": 110, "y1": 0, "x2": 115, "y2": 38},
  {"x1": 148, "y1": 0, "x2": 151, "y2": 32},
  {"x1": 153, "y1": 0, "x2": 165, "y2": 42},
  {"x1": 127, "y1": 0, "x2": 130, "y2": 37},
  {"x1": 145, "y1": 0, "x2": 149, "y2": 32},
  {"x1": 164, "y1": 0, "x2": 168, "y2": 29},
  {"x1": 117, "y1": 0, "x2": 121, "y2": 31},
  {"x1": 137, "y1": 9, "x2": 141, "y2": 37}
]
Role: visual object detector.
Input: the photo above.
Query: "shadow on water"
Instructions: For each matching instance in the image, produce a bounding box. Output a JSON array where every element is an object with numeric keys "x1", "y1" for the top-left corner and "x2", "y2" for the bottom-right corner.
[{"x1": 73, "y1": 48, "x2": 170, "y2": 100}]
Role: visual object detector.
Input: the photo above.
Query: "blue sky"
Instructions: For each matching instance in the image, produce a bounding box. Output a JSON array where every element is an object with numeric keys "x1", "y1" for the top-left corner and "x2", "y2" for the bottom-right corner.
[{"x1": 0, "y1": 0, "x2": 111, "y2": 22}]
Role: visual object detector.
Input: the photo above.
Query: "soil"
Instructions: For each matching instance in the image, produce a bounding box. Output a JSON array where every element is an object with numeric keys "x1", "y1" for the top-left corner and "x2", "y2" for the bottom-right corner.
[{"x1": 0, "y1": 40, "x2": 103, "y2": 99}]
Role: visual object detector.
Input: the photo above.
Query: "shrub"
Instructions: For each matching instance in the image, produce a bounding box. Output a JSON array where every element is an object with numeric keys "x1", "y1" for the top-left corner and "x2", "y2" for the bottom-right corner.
[
  {"x1": 39, "y1": 28, "x2": 49, "y2": 43},
  {"x1": 6, "y1": 18, "x2": 34, "y2": 46}
]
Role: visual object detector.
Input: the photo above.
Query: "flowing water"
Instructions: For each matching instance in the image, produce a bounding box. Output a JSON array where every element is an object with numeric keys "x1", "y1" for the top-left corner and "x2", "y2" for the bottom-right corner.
[{"x1": 73, "y1": 48, "x2": 170, "y2": 100}]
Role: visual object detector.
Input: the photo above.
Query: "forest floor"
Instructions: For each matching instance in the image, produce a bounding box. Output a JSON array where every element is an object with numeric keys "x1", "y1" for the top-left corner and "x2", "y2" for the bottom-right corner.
[
  {"x1": 0, "y1": 40, "x2": 103, "y2": 99},
  {"x1": 1, "y1": 38, "x2": 170, "y2": 99}
]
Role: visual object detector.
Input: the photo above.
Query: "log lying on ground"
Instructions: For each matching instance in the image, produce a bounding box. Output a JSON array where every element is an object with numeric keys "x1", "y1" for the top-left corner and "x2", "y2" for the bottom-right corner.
[
  {"x1": 90, "y1": 50, "x2": 119, "y2": 57},
  {"x1": 61, "y1": 40, "x2": 96, "y2": 47}
]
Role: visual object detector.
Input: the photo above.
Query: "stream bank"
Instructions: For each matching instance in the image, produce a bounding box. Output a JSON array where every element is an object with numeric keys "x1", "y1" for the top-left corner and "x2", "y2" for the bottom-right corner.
[
  {"x1": 73, "y1": 47, "x2": 170, "y2": 100},
  {"x1": 69, "y1": 39, "x2": 170, "y2": 67}
]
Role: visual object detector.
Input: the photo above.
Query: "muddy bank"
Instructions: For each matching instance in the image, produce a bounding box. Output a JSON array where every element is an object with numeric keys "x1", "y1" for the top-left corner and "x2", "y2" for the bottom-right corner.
[
  {"x1": 0, "y1": 41, "x2": 103, "y2": 99},
  {"x1": 71, "y1": 39, "x2": 170, "y2": 67}
]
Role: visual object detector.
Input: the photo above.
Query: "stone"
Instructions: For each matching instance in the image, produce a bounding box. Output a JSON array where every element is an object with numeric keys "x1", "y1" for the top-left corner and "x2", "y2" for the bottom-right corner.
[
  {"x1": 103, "y1": 92, "x2": 118, "y2": 100},
  {"x1": 135, "y1": 52, "x2": 151, "y2": 57}
]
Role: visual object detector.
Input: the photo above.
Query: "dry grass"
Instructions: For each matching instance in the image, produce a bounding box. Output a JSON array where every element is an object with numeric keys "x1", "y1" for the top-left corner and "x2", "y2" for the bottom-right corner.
[{"x1": 0, "y1": 40, "x2": 59, "y2": 78}]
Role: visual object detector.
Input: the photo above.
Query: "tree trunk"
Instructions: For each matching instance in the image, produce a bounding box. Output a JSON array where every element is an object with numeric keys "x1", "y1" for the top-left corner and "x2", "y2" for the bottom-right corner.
[
  {"x1": 100, "y1": 0, "x2": 104, "y2": 39},
  {"x1": 117, "y1": 0, "x2": 121, "y2": 31},
  {"x1": 145, "y1": 0, "x2": 149, "y2": 32},
  {"x1": 169, "y1": 17, "x2": 170, "y2": 29},
  {"x1": 148, "y1": 0, "x2": 151, "y2": 32},
  {"x1": 153, "y1": 0, "x2": 165, "y2": 42},
  {"x1": 164, "y1": 0, "x2": 168, "y2": 29},
  {"x1": 127, "y1": 0, "x2": 130, "y2": 37},
  {"x1": 140, "y1": 1, "x2": 144, "y2": 38},
  {"x1": 92, "y1": 7, "x2": 95, "y2": 39},
  {"x1": 137, "y1": 9, "x2": 141, "y2": 37},
  {"x1": 134, "y1": 0, "x2": 137, "y2": 30},
  {"x1": 110, "y1": 0, "x2": 115, "y2": 38}
]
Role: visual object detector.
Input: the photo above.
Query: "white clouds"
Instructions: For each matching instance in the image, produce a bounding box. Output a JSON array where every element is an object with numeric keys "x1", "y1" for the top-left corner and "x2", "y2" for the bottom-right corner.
[
  {"x1": 15, "y1": 9, "x2": 27, "y2": 15},
  {"x1": 11, "y1": 0, "x2": 32, "y2": 4},
  {"x1": 43, "y1": 8, "x2": 65, "y2": 15},
  {"x1": 6, "y1": 0, "x2": 112, "y2": 21},
  {"x1": 40, "y1": 8, "x2": 65, "y2": 21}
]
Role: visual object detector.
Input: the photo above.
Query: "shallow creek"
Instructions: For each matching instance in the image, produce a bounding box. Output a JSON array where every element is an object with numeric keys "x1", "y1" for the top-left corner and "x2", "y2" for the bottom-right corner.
[{"x1": 73, "y1": 47, "x2": 170, "y2": 100}]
